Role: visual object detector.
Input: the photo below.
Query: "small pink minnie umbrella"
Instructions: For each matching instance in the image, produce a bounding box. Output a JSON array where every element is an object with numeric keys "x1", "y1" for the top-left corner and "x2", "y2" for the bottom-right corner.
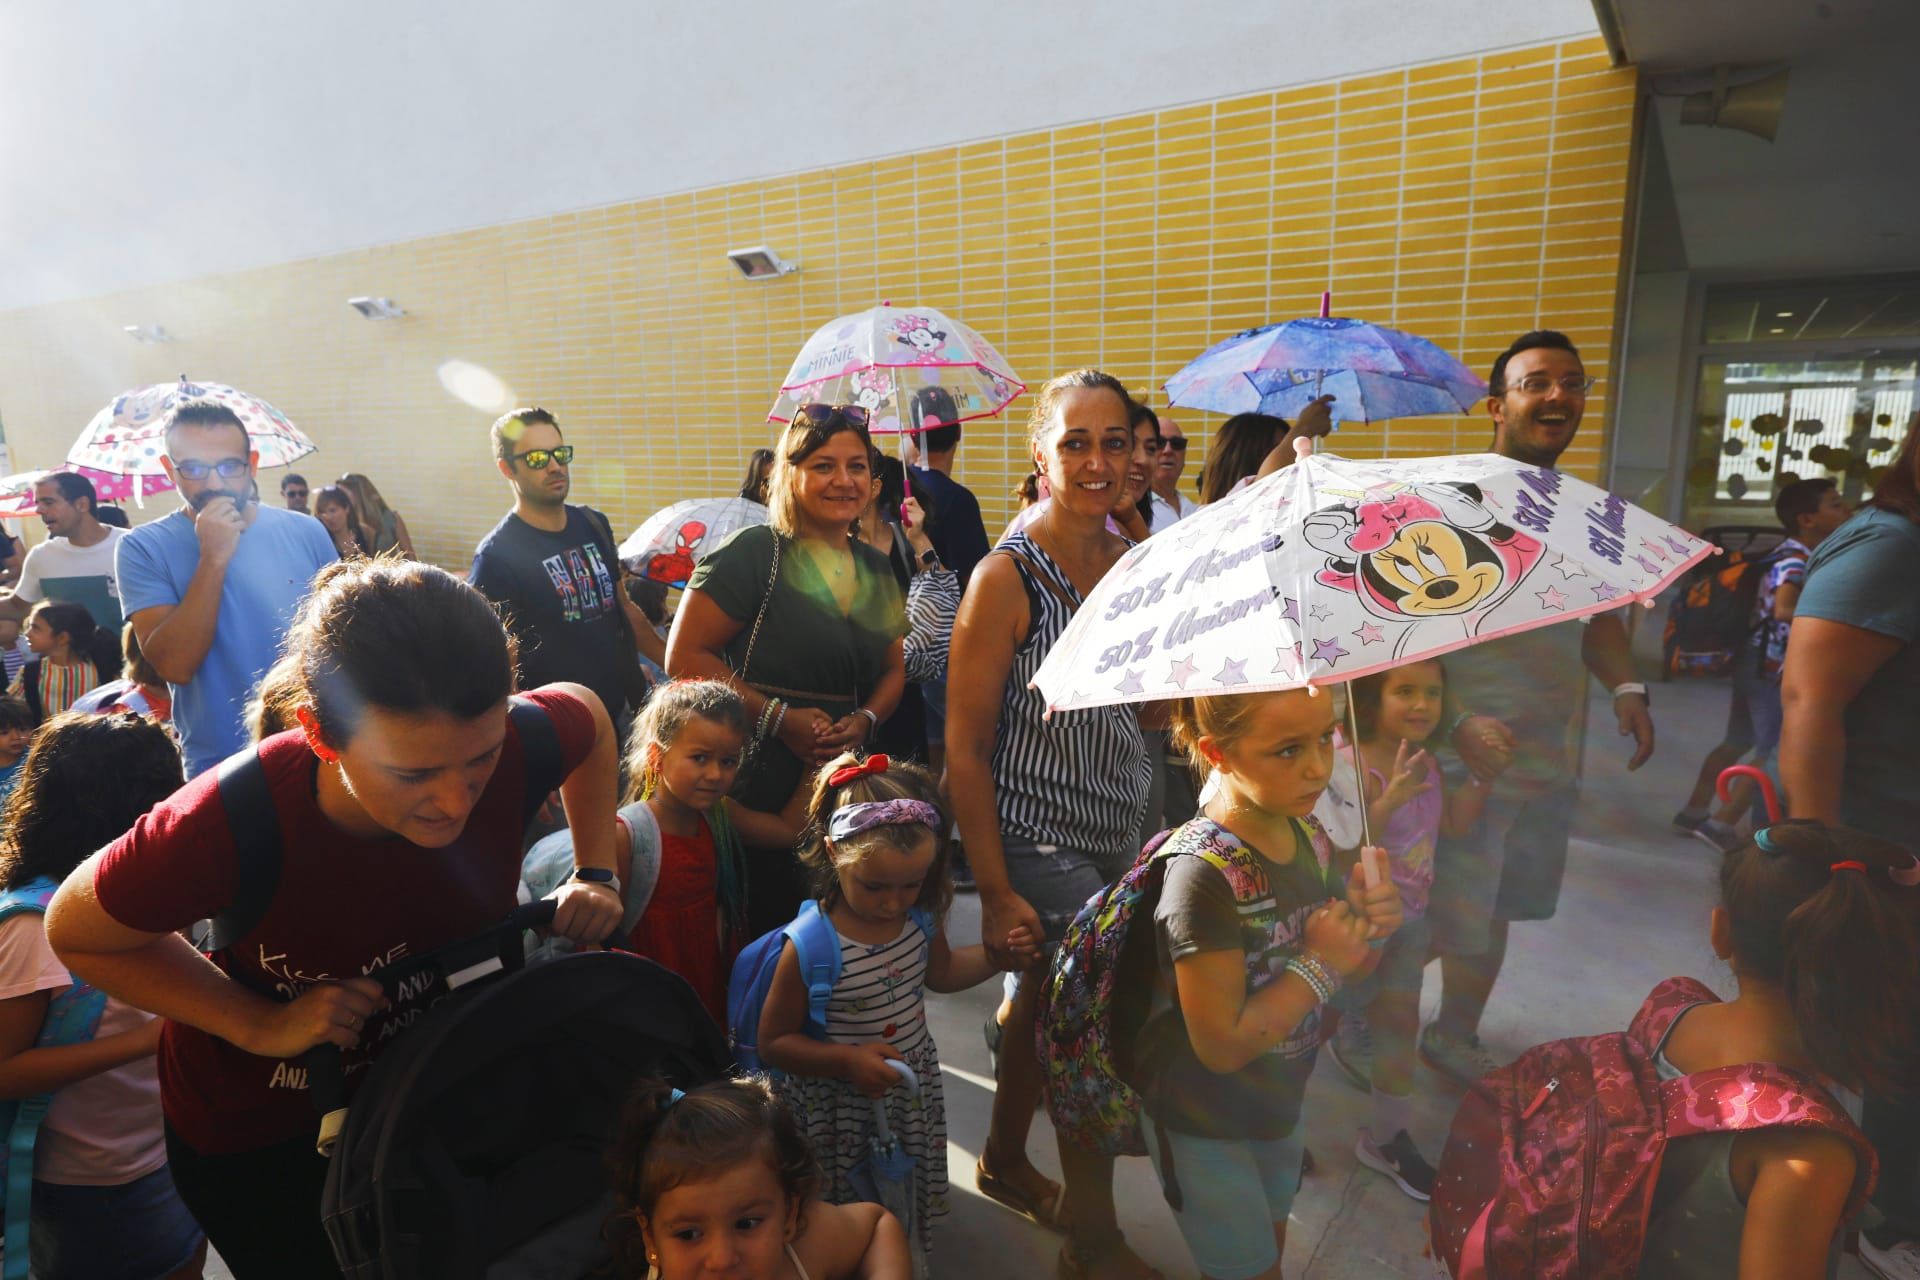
[
  {"x1": 0, "y1": 465, "x2": 177, "y2": 516},
  {"x1": 769, "y1": 303, "x2": 1024, "y2": 436},
  {"x1": 68, "y1": 377, "x2": 317, "y2": 477}
]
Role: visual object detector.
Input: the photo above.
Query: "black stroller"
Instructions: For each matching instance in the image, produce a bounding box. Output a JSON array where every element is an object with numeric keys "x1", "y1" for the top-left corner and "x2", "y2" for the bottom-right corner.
[{"x1": 310, "y1": 901, "x2": 728, "y2": 1278}]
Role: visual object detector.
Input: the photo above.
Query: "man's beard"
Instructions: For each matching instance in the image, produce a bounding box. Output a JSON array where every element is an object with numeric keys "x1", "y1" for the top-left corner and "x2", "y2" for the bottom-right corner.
[{"x1": 187, "y1": 485, "x2": 254, "y2": 512}]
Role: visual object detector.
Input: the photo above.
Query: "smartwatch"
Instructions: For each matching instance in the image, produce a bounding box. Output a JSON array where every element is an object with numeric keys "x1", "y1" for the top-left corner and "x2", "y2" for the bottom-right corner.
[
  {"x1": 572, "y1": 867, "x2": 622, "y2": 896},
  {"x1": 919, "y1": 547, "x2": 940, "y2": 570}
]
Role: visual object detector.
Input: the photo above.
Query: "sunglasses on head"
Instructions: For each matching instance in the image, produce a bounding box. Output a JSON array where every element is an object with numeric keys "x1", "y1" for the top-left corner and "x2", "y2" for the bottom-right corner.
[
  {"x1": 170, "y1": 457, "x2": 250, "y2": 482},
  {"x1": 1158, "y1": 436, "x2": 1188, "y2": 452},
  {"x1": 795, "y1": 403, "x2": 871, "y2": 429},
  {"x1": 509, "y1": 445, "x2": 575, "y2": 470}
]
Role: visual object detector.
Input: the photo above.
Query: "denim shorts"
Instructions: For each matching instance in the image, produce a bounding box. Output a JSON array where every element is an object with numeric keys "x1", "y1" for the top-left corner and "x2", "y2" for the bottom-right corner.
[
  {"x1": 1140, "y1": 1111, "x2": 1304, "y2": 1280},
  {"x1": 30, "y1": 1164, "x2": 206, "y2": 1280},
  {"x1": 1000, "y1": 838, "x2": 1119, "y2": 944}
]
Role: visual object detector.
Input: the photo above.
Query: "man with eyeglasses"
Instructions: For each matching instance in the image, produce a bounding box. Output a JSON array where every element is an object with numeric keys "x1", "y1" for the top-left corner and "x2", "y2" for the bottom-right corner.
[
  {"x1": 1404, "y1": 330, "x2": 1657, "y2": 1093},
  {"x1": 471, "y1": 407, "x2": 657, "y2": 737},
  {"x1": 1147, "y1": 411, "x2": 1197, "y2": 532},
  {"x1": 114, "y1": 400, "x2": 338, "y2": 775},
  {"x1": 279, "y1": 473, "x2": 310, "y2": 514}
]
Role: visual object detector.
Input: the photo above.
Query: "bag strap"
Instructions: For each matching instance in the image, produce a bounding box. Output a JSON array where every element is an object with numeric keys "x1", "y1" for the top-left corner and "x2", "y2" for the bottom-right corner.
[
  {"x1": 739, "y1": 531, "x2": 784, "y2": 685},
  {"x1": 509, "y1": 695, "x2": 562, "y2": 827},
  {"x1": 208, "y1": 748, "x2": 284, "y2": 953},
  {"x1": 994, "y1": 546, "x2": 1080, "y2": 619},
  {"x1": 785, "y1": 900, "x2": 843, "y2": 1037},
  {"x1": 1628, "y1": 976, "x2": 1721, "y2": 1053}
]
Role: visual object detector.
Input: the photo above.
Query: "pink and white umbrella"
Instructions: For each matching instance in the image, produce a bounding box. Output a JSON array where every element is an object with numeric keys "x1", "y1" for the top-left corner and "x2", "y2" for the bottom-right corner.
[
  {"x1": 0, "y1": 465, "x2": 177, "y2": 516},
  {"x1": 769, "y1": 304, "x2": 1024, "y2": 435},
  {"x1": 69, "y1": 378, "x2": 316, "y2": 476}
]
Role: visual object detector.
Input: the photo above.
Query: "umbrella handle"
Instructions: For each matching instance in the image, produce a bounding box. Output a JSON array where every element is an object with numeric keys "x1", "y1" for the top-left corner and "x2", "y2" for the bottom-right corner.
[
  {"x1": 1716, "y1": 765, "x2": 1783, "y2": 825},
  {"x1": 884, "y1": 1057, "x2": 919, "y2": 1097}
]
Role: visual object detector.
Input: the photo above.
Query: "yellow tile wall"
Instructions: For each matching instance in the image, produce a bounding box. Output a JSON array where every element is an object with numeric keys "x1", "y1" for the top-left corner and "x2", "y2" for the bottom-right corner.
[{"x1": 0, "y1": 37, "x2": 1634, "y2": 566}]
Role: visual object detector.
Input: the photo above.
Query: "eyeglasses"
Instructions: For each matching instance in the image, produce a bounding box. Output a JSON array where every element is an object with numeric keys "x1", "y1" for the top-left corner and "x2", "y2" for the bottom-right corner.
[
  {"x1": 1158, "y1": 437, "x2": 1188, "y2": 452},
  {"x1": 283, "y1": 488, "x2": 308, "y2": 498},
  {"x1": 795, "y1": 403, "x2": 871, "y2": 428},
  {"x1": 509, "y1": 445, "x2": 575, "y2": 470},
  {"x1": 169, "y1": 457, "x2": 251, "y2": 481},
  {"x1": 1504, "y1": 374, "x2": 1596, "y2": 397}
]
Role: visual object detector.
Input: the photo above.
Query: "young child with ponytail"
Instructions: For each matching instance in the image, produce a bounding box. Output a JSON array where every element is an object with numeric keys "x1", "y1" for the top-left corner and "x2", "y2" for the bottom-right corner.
[
  {"x1": 605, "y1": 1076, "x2": 910, "y2": 1279},
  {"x1": 1638, "y1": 820, "x2": 1920, "y2": 1278}
]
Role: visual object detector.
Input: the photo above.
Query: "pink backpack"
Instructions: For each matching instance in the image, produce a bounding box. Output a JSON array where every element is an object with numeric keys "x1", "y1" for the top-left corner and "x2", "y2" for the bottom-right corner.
[{"x1": 1428, "y1": 976, "x2": 1876, "y2": 1278}]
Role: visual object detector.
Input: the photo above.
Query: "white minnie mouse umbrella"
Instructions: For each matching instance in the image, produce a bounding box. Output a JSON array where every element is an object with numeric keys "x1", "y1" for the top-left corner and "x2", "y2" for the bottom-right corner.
[
  {"x1": 768, "y1": 303, "x2": 1024, "y2": 435},
  {"x1": 69, "y1": 377, "x2": 316, "y2": 476},
  {"x1": 1033, "y1": 441, "x2": 1714, "y2": 714}
]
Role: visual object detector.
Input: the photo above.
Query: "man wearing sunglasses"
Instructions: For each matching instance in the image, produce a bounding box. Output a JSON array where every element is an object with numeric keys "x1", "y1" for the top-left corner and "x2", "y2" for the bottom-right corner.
[
  {"x1": 1146, "y1": 411, "x2": 1197, "y2": 533},
  {"x1": 472, "y1": 407, "x2": 658, "y2": 736},
  {"x1": 114, "y1": 400, "x2": 339, "y2": 775}
]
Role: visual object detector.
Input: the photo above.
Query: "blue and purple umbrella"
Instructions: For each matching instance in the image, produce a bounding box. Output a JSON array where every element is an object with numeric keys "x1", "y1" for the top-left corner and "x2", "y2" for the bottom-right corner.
[{"x1": 1163, "y1": 295, "x2": 1486, "y2": 425}]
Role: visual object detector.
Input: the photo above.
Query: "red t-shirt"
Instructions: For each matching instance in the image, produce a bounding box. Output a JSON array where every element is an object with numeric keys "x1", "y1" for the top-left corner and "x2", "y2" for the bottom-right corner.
[{"x1": 92, "y1": 687, "x2": 595, "y2": 1155}]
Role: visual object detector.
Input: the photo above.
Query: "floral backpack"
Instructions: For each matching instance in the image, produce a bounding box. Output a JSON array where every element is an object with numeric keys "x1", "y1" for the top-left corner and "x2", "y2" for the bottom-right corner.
[
  {"x1": 1428, "y1": 976, "x2": 1876, "y2": 1278},
  {"x1": 1037, "y1": 815, "x2": 1333, "y2": 1161}
]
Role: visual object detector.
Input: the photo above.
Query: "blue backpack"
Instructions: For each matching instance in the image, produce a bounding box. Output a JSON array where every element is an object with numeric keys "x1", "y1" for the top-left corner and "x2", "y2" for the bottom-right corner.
[
  {"x1": 727, "y1": 900, "x2": 932, "y2": 1073},
  {"x1": 0, "y1": 877, "x2": 108, "y2": 1280}
]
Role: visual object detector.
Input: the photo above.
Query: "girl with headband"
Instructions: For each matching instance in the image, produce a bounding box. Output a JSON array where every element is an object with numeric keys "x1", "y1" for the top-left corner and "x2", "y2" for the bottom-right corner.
[{"x1": 754, "y1": 752, "x2": 1036, "y2": 1261}]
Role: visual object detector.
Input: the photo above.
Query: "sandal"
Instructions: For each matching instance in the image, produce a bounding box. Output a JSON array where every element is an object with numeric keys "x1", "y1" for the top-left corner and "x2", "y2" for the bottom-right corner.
[
  {"x1": 1055, "y1": 1235, "x2": 1165, "y2": 1280},
  {"x1": 975, "y1": 1157, "x2": 1067, "y2": 1233}
]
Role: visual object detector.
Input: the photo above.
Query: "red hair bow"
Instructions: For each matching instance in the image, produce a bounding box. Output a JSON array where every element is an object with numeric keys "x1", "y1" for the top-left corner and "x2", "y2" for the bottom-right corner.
[{"x1": 828, "y1": 754, "x2": 890, "y2": 788}]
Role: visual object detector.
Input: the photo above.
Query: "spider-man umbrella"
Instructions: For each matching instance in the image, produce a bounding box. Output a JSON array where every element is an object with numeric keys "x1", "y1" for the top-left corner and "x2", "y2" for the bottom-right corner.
[
  {"x1": 68, "y1": 377, "x2": 316, "y2": 476},
  {"x1": 769, "y1": 304, "x2": 1024, "y2": 436},
  {"x1": 619, "y1": 497, "x2": 768, "y2": 587}
]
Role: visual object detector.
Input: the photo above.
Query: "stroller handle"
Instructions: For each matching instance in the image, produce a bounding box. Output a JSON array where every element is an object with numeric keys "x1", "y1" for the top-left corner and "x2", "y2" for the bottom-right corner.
[{"x1": 301, "y1": 899, "x2": 568, "y2": 1156}]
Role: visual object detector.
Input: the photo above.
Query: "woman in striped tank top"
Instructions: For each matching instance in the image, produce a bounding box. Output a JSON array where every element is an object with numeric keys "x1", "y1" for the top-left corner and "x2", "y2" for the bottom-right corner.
[{"x1": 947, "y1": 369, "x2": 1159, "y2": 1280}]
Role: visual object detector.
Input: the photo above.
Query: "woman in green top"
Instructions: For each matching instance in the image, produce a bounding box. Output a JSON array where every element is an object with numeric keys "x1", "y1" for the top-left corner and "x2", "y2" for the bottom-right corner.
[{"x1": 669, "y1": 404, "x2": 908, "y2": 935}]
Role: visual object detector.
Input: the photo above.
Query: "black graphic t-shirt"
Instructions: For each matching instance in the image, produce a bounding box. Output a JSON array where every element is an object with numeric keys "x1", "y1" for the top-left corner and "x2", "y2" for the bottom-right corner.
[{"x1": 470, "y1": 506, "x2": 633, "y2": 719}]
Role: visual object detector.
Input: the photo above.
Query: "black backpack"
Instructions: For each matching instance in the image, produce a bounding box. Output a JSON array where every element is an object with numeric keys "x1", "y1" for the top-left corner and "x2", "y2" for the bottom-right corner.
[{"x1": 1660, "y1": 544, "x2": 1797, "y2": 679}]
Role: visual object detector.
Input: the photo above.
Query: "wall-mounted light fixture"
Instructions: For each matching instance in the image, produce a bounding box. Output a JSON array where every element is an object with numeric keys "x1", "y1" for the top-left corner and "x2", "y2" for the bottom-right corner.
[
  {"x1": 348, "y1": 296, "x2": 406, "y2": 319},
  {"x1": 726, "y1": 246, "x2": 800, "y2": 280},
  {"x1": 123, "y1": 324, "x2": 172, "y2": 343}
]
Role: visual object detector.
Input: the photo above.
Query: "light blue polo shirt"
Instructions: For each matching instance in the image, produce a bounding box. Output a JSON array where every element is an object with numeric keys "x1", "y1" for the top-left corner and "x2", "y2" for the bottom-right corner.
[{"x1": 116, "y1": 504, "x2": 337, "y2": 776}]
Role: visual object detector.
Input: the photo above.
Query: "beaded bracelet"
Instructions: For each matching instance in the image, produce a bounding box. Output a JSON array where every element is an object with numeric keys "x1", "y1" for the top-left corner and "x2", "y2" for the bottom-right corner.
[
  {"x1": 770, "y1": 699, "x2": 789, "y2": 741},
  {"x1": 1284, "y1": 951, "x2": 1343, "y2": 1005},
  {"x1": 754, "y1": 697, "x2": 779, "y2": 746}
]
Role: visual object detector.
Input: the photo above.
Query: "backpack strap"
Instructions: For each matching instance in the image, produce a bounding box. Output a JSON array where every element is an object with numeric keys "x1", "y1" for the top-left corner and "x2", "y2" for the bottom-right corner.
[
  {"x1": 208, "y1": 748, "x2": 284, "y2": 953},
  {"x1": 784, "y1": 900, "x2": 843, "y2": 1036},
  {"x1": 1662, "y1": 1064, "x2": 1878, "y2": 1224},
  {"x1": 1627, "y1": 976, "x2": 1721, "y2": 1054},
  {"x1": 509, "y1": 695, "x2": 562, "y2": 828}
]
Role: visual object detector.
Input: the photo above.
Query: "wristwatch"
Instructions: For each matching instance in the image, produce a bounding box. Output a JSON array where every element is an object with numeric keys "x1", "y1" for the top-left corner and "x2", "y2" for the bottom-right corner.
[
  {"x1": 919, "y1": 547, "x2": 940, "y2": 569},
  {"x1": 572, "y1": 867, "x2": 622, "y2": 896}
]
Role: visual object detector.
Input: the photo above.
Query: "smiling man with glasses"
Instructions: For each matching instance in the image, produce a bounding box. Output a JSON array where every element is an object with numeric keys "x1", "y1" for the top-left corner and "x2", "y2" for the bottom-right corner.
[
  {"x1": 113, "y1": 399, "x2": 339, "y2": 774},
  {"x1": 471, "y1": 406, "x2": 658, "y2": 736},
  {"x1": 1400, "y1": 330, "x2": 1657, "y2": 1101}
]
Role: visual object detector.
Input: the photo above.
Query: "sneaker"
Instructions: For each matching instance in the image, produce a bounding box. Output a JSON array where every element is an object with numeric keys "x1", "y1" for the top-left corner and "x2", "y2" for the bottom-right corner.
[
  {"x1": 1690, "y1": 819, "x2": 1743, "y2": 855},
  {"x1": 1356, "y1": 1127, "x2": 1436, "y2": 1201},
  {"x1": 1419, "y1": 1021, "x2": 1501, "y2": 1087},
  {"x1": 1861, "y1": 1237, "x2": 1920, "y2": 1280},
  {"x1": 1327, "y1": 1011, "x2": 1373, "y2": 1093},
  {"x1": 1671, "y1": 808, "x2": 1709, "y2": 836}
]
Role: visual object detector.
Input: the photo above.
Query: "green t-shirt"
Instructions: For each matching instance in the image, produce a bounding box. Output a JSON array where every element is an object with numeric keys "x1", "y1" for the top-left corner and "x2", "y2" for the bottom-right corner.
[{"x1": 685, "y1": 525, "x2": 906, "y2": 810}]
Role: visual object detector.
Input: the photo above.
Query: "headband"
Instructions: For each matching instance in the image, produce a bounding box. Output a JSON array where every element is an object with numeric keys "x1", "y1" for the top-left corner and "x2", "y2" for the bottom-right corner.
[{"x1": 828, "y1": 799, "x2": 941, "y2": 843}]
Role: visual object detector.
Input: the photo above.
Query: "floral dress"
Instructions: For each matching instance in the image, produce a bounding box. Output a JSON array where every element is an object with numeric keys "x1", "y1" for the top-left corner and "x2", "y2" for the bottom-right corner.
[{"x1": 781, "y1": 914, "x2": 947, "y2": 1254}]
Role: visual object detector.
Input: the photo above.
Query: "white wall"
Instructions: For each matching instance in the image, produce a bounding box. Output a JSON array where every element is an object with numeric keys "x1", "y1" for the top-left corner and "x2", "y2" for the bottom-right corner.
[{"x1": 0, "y1": 0, "x2": 1598, "y2": 309}]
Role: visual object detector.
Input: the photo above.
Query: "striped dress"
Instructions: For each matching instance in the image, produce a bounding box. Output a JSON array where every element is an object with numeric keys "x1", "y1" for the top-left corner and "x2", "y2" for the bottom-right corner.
[
  {"x1": 990, "y1": 530, "x2": 1151, "y2": 873},
  {"x1": 782, "y1": 913, "x2": 947, "y2": 1254}
]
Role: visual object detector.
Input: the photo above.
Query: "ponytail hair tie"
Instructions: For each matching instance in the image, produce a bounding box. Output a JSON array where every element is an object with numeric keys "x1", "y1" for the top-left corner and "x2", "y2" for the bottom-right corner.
[
  {"x1": 828, "y1": 754, "x2": 890, "y2": 788},
  {"x1": 1831, "y1": 860, "x2": 1868, "y2": 875},
  {"x1": 666, "y1": 1087, "x2": 686, "y2": 1107}
]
